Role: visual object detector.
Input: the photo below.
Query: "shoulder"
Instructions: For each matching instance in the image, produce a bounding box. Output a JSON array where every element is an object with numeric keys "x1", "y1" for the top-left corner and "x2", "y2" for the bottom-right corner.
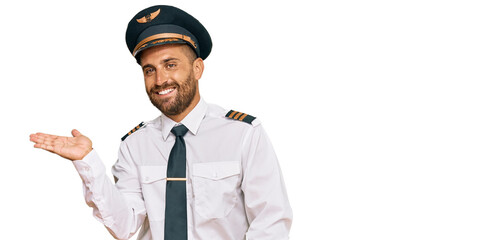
[
  {"x1": 205, "y1": 103, "x2": 261, "y2": 127},
  {"x1": 121, "y1": 122, "x2": 146, "y2": 141},
  {"x1": 224, "y1": 110, "x2": 258, "y2": 125},
  {"x1": 120, "y1": 116, "x2": 161, "y2": 141}
]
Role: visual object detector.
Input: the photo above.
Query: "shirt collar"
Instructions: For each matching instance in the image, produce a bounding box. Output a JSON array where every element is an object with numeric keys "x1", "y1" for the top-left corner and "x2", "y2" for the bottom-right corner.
[{"x1": 161, "y1": 98, "x2": 208, "y2": 140}]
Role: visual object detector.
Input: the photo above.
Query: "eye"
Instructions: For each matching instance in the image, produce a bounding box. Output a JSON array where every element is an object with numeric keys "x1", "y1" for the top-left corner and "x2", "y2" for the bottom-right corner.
[
  {"x1": 144, "y1": 67, "x2": 155, "y2": 75},
  {"x1": 166, "y1": 63, "x2": 177, "y2": 69}
]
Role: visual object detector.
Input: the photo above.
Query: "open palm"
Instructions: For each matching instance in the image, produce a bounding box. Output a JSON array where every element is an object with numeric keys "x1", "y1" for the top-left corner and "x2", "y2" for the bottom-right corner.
[{"x1": 30, "y1": 129, "x2": 93, "y2": 161}]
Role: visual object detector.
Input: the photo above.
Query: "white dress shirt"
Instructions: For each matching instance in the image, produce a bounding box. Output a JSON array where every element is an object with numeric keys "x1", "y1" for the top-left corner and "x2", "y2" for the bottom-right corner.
[{"x1": 72, "y1": 99, "x2": 292, "y2": 240}]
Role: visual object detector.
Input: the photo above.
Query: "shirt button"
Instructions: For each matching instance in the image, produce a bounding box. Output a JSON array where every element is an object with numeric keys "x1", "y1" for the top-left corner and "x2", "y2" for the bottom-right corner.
[{"x1": 145, "y1": 177, "x2": 150, "y2": 182}]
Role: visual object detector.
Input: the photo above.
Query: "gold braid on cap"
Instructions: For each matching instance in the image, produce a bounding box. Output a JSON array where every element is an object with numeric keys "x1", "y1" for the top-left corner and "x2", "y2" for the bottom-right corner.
[{"x1": 133, "y1": 33, "x2": 197, "y2": 56}]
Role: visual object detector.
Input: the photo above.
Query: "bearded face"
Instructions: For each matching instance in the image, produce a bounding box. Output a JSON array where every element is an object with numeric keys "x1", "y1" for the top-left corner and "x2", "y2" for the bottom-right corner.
[
  {"x1": 147, "y1": 70, "x2": 197, "y2": 117},
  {"x1": 139, "y1": 44, "x2": 201, "y2": 119}
]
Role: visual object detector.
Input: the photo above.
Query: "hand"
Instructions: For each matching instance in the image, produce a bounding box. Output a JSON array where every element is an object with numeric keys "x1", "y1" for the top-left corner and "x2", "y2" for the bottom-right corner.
[{"x1": 30, "y1": 129, "x2": 93, "y2": 161}]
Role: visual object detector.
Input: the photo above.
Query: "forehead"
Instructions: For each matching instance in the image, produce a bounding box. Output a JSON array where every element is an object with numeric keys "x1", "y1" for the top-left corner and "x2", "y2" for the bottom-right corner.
[{"x1": 139, "y1": 44, "x2": 191, "y2": 64}]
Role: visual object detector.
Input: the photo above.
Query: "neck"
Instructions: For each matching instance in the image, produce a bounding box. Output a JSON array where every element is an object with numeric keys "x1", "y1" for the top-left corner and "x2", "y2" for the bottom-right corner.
[{"x1": 166, "y1": 93, "x2": 200, "y2": 123}]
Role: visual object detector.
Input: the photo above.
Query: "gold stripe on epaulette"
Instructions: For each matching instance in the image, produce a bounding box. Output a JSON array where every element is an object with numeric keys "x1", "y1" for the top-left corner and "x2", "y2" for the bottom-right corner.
[
  {"x1": 225, "y1": 110, "x2": 256, "y2": 125},
  {"x1": 239, "y1": 113, "x2": 248, "y2": 121},
  {"x1": 122, "y1": 122, "x2": 145, "y2": 141},
  {"x1": 234, "y1": 112, "x2": 243, "y2": 119}
]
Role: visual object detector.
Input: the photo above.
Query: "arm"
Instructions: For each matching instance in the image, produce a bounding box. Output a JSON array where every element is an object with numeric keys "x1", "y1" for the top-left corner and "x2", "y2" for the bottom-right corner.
[
  {"x1": 241, "y1": 125, "x2": 293, "y2": 240},
  {"x1": 30, "y1": 130, "x2": 146, "y2": 239}
]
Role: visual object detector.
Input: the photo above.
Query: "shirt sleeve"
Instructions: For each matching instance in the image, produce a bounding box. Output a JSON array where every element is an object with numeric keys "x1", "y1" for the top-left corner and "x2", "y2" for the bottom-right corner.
[
  {"x1": 72, "y1": 143, "x2": 147, "y2": 240},
  {"x1": 241, "y1": 125, "x2": 293, "y2": 240}
]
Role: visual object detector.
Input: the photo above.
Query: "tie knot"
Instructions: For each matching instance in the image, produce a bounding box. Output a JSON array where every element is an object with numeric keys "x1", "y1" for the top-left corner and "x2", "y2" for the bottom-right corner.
[{"x1": 171, "y1": 124, "x2": 189, "y2": 137}]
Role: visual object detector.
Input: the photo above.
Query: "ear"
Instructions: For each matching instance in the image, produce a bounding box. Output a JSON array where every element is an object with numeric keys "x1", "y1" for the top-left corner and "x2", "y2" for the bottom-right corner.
[{"x1": 192, "y1": 58, "x2": 204, "y2": 81}]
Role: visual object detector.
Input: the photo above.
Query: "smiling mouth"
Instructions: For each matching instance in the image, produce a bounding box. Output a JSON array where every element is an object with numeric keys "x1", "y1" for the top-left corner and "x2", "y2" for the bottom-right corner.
[{"x1": 157, "y1": 87, "x2": 176, "y2": 95}]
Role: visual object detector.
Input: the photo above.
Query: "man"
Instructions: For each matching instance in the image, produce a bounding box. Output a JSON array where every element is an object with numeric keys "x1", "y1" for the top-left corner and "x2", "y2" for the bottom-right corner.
[{"x1": 29, "y1": 5, "x2": 292, "y2": 240}]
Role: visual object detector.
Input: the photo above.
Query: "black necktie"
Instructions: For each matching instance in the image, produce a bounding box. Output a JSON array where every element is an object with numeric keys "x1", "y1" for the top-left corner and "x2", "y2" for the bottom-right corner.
[{"x1": 165, "y1": 124, "x2": 189, "y2": 240}]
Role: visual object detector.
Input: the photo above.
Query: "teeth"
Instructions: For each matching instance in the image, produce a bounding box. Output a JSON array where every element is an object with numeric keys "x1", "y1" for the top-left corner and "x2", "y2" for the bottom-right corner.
[{"x1": 158, "y1": 88, "x2": 174, "y2": 95}]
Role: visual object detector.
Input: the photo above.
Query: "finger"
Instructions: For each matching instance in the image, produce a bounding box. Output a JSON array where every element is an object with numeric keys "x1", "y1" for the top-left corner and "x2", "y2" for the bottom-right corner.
[
  {"x1": 71, "y1": 129, "x2": 82, "y2": 137},
  {"x1": 35, "y1": 132, "x2": 60, "y2": 139},
  {"x1": 31, "y1": 133, "x2": 59, "y2": 142},
  {"x1": 30, "y1": 133, "x2": 57, "y2": 144},
  {"x1": 29, "y1": 134, "x2": 38, "y2": 143},
  {"x1": 33, "y1": 139, "x2": 53, "y2": 149},
  {"x1": 33, "y1": 133, "x2": 61, "y2": 147},
  {"x1": 30, "y1": 134, "x2": 46, "y2": 144},
  {"x1": 34, "y1": 143, "x2": 56, "y2": 153}
]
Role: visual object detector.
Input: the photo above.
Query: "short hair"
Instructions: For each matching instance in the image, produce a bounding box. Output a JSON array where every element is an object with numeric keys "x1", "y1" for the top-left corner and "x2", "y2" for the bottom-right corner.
[
  {"x1": 136, "y1": 43, "x2": 198, "y2": 65},
  {"x1": 181, "y1": 44, "x2": 197, "y2": 63}
]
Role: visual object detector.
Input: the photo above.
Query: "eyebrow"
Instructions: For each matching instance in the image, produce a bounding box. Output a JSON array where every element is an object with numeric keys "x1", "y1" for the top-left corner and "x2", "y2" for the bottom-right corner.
[
  {"x1": 142, "y1": 64, "x2": 154, "y2": 71},
  {"x1": 142, "y1": 57, "x2": 180, "y2": 70},
  {"x1": 162, "y1": 57, "x2": 180, "y2": 63}
]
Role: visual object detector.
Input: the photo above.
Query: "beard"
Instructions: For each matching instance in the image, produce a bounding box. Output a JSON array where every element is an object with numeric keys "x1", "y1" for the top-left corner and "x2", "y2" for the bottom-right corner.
[{"x1": 147, "y1": 71, "x2": 197, "y2": 117}]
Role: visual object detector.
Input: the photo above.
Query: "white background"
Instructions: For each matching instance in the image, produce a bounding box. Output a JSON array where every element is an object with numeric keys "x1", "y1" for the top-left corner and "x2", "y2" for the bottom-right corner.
[{"x1": 1, "y1": 0, "x2": 503, "y2": 239}]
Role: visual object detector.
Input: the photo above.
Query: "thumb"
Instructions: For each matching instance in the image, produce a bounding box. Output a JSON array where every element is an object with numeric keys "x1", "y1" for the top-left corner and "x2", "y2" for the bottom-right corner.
[{"x1": 71, "y1": 129, "x2": 82, "y2": 137}]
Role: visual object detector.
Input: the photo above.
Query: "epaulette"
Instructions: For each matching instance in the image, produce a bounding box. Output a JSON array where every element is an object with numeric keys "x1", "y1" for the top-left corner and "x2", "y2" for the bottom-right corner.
[
  {"x1": 225, "y1": 110, "x2": 256, "y2": 124},
  {"x1": 121, "y1": 122, "x2": 145, "y2": 141}
]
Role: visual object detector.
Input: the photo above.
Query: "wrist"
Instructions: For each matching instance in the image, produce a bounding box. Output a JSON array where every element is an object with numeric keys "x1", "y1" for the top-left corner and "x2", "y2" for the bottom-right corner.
[
  {"x1": 83, "y1": 148, "x2": 93, "y2": 158},
  {"x1": 74, "y1": 148, "x2": 93, "y2": 161}
]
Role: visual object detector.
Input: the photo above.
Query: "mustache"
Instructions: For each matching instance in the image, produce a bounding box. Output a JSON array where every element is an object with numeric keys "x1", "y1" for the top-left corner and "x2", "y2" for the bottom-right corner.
[{"x1": 150, "y1": 81, "x2": 179, "y2": 93}]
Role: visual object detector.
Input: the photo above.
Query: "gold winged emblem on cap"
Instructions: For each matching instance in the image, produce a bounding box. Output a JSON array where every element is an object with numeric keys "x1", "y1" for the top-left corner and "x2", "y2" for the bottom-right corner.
[{"x1": 136, "y1": 8, "x2": 161, "y2": 23}]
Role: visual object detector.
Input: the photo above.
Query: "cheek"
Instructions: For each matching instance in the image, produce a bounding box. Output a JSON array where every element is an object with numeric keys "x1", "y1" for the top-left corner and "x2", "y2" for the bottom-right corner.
[
  {"x1": 169, "y1": 72, "x2": 183, "y2": 81},
  {"x1": 175, "y1": 69, "x2": 192, "y2": 84},
  {"x1": 144, "y1": 78, "x2": 154, "y2": 91}
]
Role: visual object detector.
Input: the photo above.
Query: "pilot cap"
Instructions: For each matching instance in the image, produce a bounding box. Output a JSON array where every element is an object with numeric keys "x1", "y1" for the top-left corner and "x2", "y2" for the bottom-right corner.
[{"x1": 125, "y1": 5, "x2": 212, "y2": 61}]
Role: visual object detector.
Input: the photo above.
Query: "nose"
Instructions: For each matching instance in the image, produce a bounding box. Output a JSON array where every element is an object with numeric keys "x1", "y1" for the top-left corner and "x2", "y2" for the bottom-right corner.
[{"x1": 155, "y1": 72, "x2": 166, "y2": 86}]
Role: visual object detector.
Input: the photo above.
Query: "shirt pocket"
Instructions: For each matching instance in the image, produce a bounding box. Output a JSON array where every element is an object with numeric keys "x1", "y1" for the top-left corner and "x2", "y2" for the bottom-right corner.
[
  {"x1": 192, "y1": 161, "x2": 241, "y2": 219},
  {"x1": 139, "y1": 165, "x2": 167, "y2": 221}
]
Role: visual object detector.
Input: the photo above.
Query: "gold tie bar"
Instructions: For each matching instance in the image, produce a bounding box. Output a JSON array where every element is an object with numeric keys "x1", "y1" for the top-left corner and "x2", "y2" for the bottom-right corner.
[{"x1": 166, "y1": 177, "x2": 187, "y2": 181}]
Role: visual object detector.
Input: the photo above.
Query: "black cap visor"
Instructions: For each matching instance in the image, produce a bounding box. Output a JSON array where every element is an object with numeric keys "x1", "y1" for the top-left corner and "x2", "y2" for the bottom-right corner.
[{"x1": 132, "y1": 24, "x2": 200, "y2": 57}]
